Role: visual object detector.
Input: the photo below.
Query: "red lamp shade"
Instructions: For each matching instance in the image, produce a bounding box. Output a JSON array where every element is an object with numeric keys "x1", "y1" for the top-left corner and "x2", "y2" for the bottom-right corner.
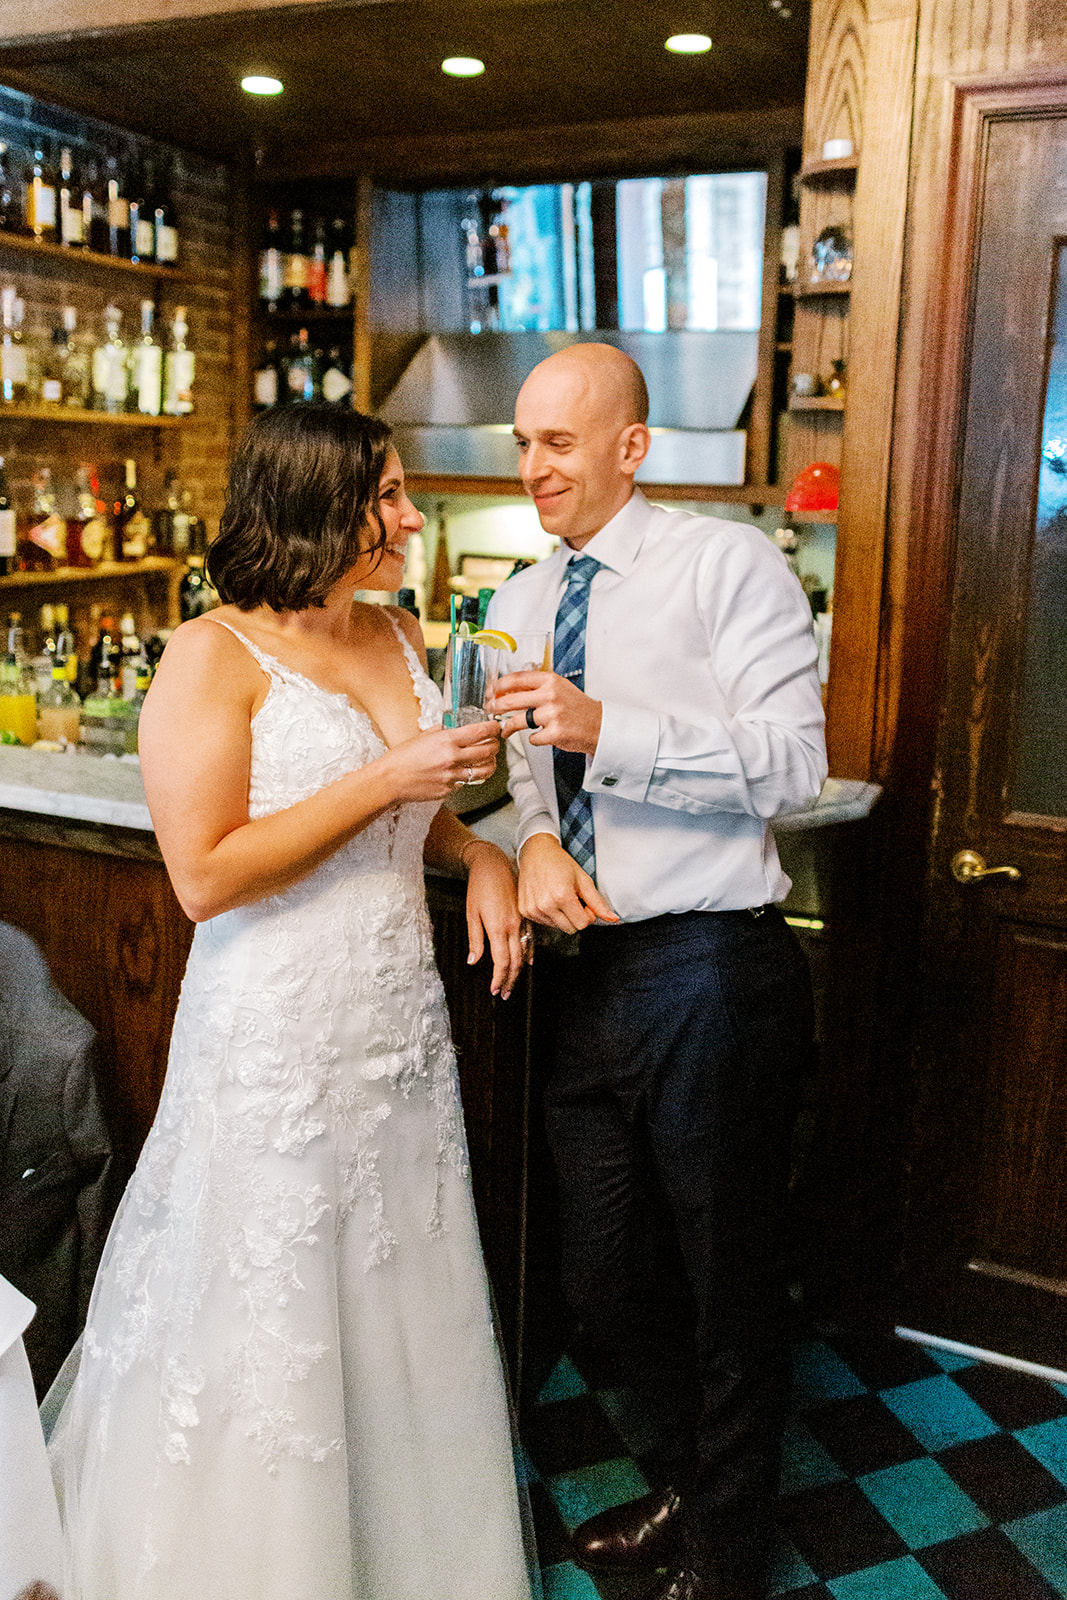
[{"x1": 784, "y1": 461, "x2": 840, "y2": 513}]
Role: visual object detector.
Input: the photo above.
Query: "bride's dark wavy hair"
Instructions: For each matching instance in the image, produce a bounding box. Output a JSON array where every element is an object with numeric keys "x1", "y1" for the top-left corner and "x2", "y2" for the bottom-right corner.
[{"x1": 207, "y1": 402, "x2": 394, "y2": 611}]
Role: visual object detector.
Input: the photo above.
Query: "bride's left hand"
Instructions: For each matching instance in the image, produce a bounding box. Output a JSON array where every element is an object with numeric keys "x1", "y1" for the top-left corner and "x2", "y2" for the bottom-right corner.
[{"x1": 463, "y1": 842, "x2": 528, "y2": 1000}]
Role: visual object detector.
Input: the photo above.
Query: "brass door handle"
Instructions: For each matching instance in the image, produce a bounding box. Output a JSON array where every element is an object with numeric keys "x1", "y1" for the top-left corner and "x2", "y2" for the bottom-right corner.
[{"x1": 951, "y1": 848, "x2": 1022, "y2": 884}]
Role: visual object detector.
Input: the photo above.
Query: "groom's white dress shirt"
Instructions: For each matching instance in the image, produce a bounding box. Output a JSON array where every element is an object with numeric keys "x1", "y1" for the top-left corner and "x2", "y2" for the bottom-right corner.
[{"x1": 486, "y1": 490, "x2": 828, "y2": 923}]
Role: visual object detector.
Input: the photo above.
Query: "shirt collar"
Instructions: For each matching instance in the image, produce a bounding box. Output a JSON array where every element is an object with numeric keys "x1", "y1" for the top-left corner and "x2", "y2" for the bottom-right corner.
[{"x1": 559, "y1": 489, "x2": 650, "y2": 578}]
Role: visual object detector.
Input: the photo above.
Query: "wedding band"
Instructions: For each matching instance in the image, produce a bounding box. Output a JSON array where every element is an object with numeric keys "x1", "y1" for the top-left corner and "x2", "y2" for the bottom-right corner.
[
  {"x1": 465, "y1": 765, "x2": 475, "y2": 784},
  {"x1": 525, "y1": 707, "x2": 538, "y2": 730},
  {"x1": 519, "y1": 930, "x2": 532, "y2": 948}
]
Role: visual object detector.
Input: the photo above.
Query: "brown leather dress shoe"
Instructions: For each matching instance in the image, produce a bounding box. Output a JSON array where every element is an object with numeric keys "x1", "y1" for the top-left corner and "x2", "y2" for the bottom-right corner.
[{"x1": 571, "y1": 1486, "x2": 682, "y2": 1571}]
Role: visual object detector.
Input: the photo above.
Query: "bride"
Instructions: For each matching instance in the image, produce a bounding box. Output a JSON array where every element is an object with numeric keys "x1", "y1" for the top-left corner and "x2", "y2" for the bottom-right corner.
[{"x1": 47, "y1": 402, "x2": 536, "y2": 1600}]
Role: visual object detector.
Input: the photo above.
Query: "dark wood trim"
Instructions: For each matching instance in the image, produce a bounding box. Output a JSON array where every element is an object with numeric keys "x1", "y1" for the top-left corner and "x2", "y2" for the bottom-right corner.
[{"x1": 256, "y1": 104, "x2": 805, "y2": 188}]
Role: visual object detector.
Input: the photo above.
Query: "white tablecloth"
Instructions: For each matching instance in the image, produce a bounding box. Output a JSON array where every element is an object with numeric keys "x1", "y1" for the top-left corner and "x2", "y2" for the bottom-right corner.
[{"x1": 0, "y1": 1277, "x2": 63, "y2": 1600}]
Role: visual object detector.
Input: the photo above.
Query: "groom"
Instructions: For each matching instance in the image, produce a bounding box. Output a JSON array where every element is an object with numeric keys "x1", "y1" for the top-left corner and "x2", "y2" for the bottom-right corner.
[{"x1": 488, "y1": 343, "x2": 826, "y2": 1600}]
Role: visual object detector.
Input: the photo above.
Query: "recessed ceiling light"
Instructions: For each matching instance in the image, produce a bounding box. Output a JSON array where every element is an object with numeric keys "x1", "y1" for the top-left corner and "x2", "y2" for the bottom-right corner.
[
  {"x1": 665, "y1": 33, "x2": 712, "y2": 53},
  {"x1": 441, "y1": 56, "x2": 485, "y2": 77},
  {"x1": 241, "y1": 74, "x2": 283, "y2": 95}
]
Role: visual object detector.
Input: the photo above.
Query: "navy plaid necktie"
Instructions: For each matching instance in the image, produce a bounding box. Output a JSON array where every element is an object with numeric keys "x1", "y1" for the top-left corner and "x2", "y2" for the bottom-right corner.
[{"x1": 553, "y1": 554, "x2": 601, "y2": 878}]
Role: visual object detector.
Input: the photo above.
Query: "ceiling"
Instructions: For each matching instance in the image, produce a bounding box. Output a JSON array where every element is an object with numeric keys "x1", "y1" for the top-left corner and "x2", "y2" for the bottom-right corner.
[{"x1": 0, "y1": 0, "x2": 810, "y2": 176}]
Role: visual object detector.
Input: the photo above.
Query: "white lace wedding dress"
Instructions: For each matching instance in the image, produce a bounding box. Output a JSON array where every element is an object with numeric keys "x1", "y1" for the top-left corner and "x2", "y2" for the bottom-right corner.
[{"x1": 47, "y1": 618, "x2": 535, "y2": 1600}]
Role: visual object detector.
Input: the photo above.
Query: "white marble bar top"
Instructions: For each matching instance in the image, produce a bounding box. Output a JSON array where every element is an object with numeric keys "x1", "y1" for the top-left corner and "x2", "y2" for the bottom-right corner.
[
  {"x1": 0, "y1": 746, "x2": 154, "y2": 831},
  {"x1": 0, "y1": 745, "x2": 881, "y2": 852}
]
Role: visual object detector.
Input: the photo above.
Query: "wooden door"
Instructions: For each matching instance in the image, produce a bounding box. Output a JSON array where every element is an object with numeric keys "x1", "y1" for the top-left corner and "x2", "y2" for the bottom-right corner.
[{"x1": 904, "y1": 88, "x2": 1067, "y2": 1368}]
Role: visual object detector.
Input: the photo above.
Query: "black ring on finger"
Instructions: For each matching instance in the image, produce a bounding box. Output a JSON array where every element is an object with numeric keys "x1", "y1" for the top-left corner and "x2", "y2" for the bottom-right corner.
[{"x1": 525, "y1": 707, "x2": 538, "y2": 730}]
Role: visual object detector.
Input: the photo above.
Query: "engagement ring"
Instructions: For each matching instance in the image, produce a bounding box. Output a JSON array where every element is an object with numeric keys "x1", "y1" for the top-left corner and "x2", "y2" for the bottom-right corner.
[{"x1": 465, "y1": 765, "x2": 476, "y2": 784}]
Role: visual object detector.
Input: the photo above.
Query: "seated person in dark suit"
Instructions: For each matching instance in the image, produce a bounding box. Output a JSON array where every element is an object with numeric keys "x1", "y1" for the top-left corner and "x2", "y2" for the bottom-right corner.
[{"x1": 0, "y1": 922, "x2": 122, "y2": 1395}]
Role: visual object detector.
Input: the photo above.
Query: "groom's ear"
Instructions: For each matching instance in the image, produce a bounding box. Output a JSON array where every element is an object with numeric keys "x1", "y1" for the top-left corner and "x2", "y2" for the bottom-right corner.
[{"x1": 620, "y1": 423, "x2": 650, "y2": 478}]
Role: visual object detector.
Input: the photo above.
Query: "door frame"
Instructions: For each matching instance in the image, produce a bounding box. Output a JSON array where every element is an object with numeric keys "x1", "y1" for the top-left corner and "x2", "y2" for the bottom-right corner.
[{"x1": 892, "y1": 68, "x2": 1067, "y2": 1357}]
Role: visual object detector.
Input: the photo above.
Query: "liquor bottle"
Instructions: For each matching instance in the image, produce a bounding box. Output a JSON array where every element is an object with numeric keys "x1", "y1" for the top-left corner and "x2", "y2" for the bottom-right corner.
[
  {"x1": 283, "y1": 208, "x2": 308, "y2": 311},
  {"x1": 80, "y1": 619, "x2": 130, "y2": 756},
  {"x1": 0, "y1": 457, "x2": 14, "y2": 576},
  {"x1": 36, "y1": 661, "x2": 81, "y2": 745},
  {"x1": 282, "y1": 326, "x2": 318, "y2": 403},
  {"x1": 0, "y1": 613, "x2": 38, "y2": 746},
  {"x1": 0, "y1": 143, "x2": 21, "y2": 232},
  {"x1": 22, "y1": 302, "x2": 47, "y2": 404},
  {"x1": 85, "y1": 157, "x2": 109, "y2": 254},
  {"x1": 18, "y1": 467, "x2": 66, "y2": 570},
  {"x1": 60, "y1": 305, "x2": 93, "y2": 408},
  {"x1": 119, "y1": 611, "x2": 141, "y2": 699},
  {"x1": 105, "y1": 152, "x2": 130, "y2": 257},
  {"x1": 326, "y1": 215, "x2": 351, "y2": 307},
  {"x1": 179, "y1": 553, "x2": 218, "y2": 620},
  {"x1": 153, "y1": 155, "x2": 179, "y2": 265},
  {"x1": 32, "y1": 602, "x2": 57, "y2": 697},
  {"x1": 58, "y1": 147, "x2": 85, "y2": 248},
  {"x1": 128, "y1": 152, "x2": 155, "y2": 265},
  {"x1": 25, "y1": 142, "x2": 57, "y2": 242},
  {"x1": 258, "y1": 208, "x2": 284, "y2": 312},
  {"x1": 92, "y1": 304, "x2": 130, "y2": 413},
  {"x1": 253, "y1": 339, "x2": 280, "y2": 410},
  {"x1": 306, "y1": 215, "x2": 328, "y2": 305},
  {"x1": 114, "y1": 458, "x2": 151, "y2": 559},
  {"x1": 130, "y1": 298, "x2": 163, "y2": 415},
  {"x1": 53, "y1": 602, "x2": 78, "y2": 678},
  {"x1": 73, "y1": 465, "x2": 112, "y2": 564},
  {"x1": 122, "y1": 649, "x2": 153, "y2": 753},
  {"x1": 162, "y1": 305, "x2": 195, "y2": 415},
  {"x1": 39, "y1": 323, "x2": 69, "y2": 406},
  {"x1": 0, "y1": 288, "x2": 26, "y2": 406},
  {"x1": 53, "y1": 470, "x2": 87, "y2": 569},
  {"x1": 321, "y1": 345, "x2": 352, "y2": 406}
]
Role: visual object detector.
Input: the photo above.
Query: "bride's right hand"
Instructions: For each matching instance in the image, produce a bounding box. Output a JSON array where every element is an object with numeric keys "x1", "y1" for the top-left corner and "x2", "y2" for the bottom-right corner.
[{"x1": 383, "y1": 721, "x2": 501, "y2": 801}]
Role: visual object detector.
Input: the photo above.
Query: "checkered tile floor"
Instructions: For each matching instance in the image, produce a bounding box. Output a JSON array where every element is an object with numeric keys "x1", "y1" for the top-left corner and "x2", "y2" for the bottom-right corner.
[{"x1": 522, "y1": 1326, "x2": 1067, "y2": 1598}]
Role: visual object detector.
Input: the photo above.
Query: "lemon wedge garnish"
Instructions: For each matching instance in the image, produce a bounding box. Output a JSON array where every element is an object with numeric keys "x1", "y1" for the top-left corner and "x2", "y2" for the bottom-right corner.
[{"x1": 471, "y1": 628, "x2": 518, "y2": 652}]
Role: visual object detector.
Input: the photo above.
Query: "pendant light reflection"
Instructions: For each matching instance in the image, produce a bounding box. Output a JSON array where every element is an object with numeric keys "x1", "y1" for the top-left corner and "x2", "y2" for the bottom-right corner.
[
  {"x1": 441, "y1": 57, "x2": 485, "y2": 77},
  {"x1": 241, "y1": 74, "x2": 284, "y2": 95},
  {"x1": 665, "y1": 33, "x2": 712, "y2": 53}
]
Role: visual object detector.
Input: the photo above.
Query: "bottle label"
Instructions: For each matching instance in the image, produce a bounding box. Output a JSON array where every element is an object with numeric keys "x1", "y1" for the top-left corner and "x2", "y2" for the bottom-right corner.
[
  {"x1": 122, "y1": 508, "x2": 150, "y2": 560},
  {"x1": 283, "y1": 252, "x2": 308, "y2": 290},
  {"x1": 326, "y1": 252, "x2": 351, "y2": 306},
  {"x1": 136, "y1": 217, "x2": 155, "y2": 257},
  {"x1": 60, "y1": 196, "x2": 84, "y2": 244},
  {"x1": 164, "y1": 349, "x2": 195, "y2": 413},
  {"x1": 42, "y1": 377, "x2": 62, "y2": 403},
  {"x1": 80, "y1": 514, "x2": 109, "y2": 563},
  {"x1": 260, "y1": 247, "x2": 283, "y2": 301},
  {"x1": 254, "y1": 366, "x2": 278, "y2": 407},
  {"x1": 0, "y1": 507, "x2": 14, "y2": 558},
  {"x1": 99, "y1": 345, "x2": 127, "y2": 403},
  {"x1": 28, "y1": 512, "x2": 66, "y2": 560},
  {"x1": 322, "y1": 366, "x2": 352, "y2": 404},
  {"x1": 155, "y1": 222, "x2": 178, "y2": 263},
  {"x1": 288, "y1": 362, "x2": 311, "y2": 398},
  {"x1": 307, "y1": 252, "x2": 327, "y2": 303},
  {"x1": 135, "y1": 345, "x2": 163, "y2": 414},
  {"x1": 171, "y1": 509, "x2": 191, "y2": 554},
  {"x1": 2, "y1": 345, "x2": 27, "y2": 384},
  {"x1": 108, "y1": 194, "x2": 130, "y2": 227},
  {"x1": 30, "y1": 179, "x2": 56, "y2": 229}
]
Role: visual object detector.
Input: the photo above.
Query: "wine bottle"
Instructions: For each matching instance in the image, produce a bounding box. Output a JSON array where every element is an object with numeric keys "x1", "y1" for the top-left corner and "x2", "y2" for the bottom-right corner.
[
  {"x1": 0, "y1": 456, "x2": 14, "y2": 576},
  {"x1": 128, "y1": 152, "x2": 156, "y2": 264},
  {"x1": 258, "y1": 208, "x2": 284, "y2": 312},
  {"x1": 114, "y1": 457, "x2": 151, "y2": 559},
  {"x1": 162, "y1": 305, "x2": 195, "y2": 415},
  {"x1": 306, "y1": 215, "x2": 328, "y2": 305},
  {"x1": 326, "y1": 215, "x2": 352, "y2": 307},
  {"x1": 0, "y1": 143, "x2": 19, "y2": 233},
  {"x1": 92, "y1": 304, "x2": 130, "y2": 413},
  {"x1": 283, "y1": 208, "x2": 308, "y2": 312},
  {"x1": 130, "y1": 298, "x2": 163, "y2": 416},
  {"x1": 253, "y1": 339, "x2": 280, "y2": 409},
  {"x1": 85, "y1": 157, "x2": 109, "y2": 254},
  {"x1": 105, "y1": 151, "x2": 130, "y2": 257},
  {"x1": 58, "y1": 146, "x2": 85, "y2": 248},
  {"x1": 153, "y1": 155, "x2": 179, "y2": 264},
  {"x1": 25, "y1": 142, "x2": 57, "y2": 242},
  {"x1": 0, "y1": 286, "x2": 28, "y2": 406},
  {"x1": 18, "y1": 467, "x2": 65, "y2": 571}
]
